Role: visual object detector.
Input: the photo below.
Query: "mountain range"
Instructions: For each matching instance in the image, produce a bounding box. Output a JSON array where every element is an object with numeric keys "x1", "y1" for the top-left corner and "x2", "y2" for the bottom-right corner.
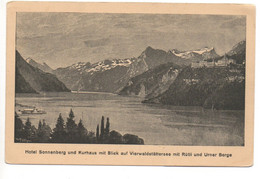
[
  {"x1": 141, "y1": 40, "x2": 246, "y2": 109},
  {"x1": 53, "y1": 45, "x2": 220, "y2": 92}
]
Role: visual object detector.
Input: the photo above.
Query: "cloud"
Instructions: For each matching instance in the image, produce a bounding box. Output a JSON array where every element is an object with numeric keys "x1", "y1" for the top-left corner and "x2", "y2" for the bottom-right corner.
[
  {"x1": 220, "y1": 17, "x2": 246, "y2": 28},
  {"x1": 114, "y1": 22, "x2": 134, "y2": 28},
  {"x1": 84, "y1": 38, "x2": 110, "y2": 48},
  {"x1": 16, "y1": 13, "x2": 246, "y2": 68}
]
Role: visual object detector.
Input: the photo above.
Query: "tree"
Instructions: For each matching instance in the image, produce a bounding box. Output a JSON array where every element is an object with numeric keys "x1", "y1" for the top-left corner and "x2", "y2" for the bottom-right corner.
[
  {"x1": 66, "y1": 109, "x2": 77, "y2": 143},
  {"x1": 105, "y1": 117, "x2": 110, "y2": 136},
  {"x1": 30, "y1": 125, "x2": 38, "y2": 142},
  {"x1": 108, "y1": 130, "x2": 123, "y2": 144},
  {"x1": 69, "y1": 108, "x2": 75, "y2": 119},
  {"x1": 42, "y1": 119, "x2": 46, "y2": 127},
  {"x1": 42, "y1": 119, "x2": 52, "y2": 134},
  {"x1": 37, "y1": 119, "x2": 51, "y2": 143},
  {"x1": 37, "y1": 120, "x2": 44, "y2": 142},
  {"x1": 77, "y1": 119, "x2": 88, "y2": 143},
  {"x1": 100, "y1": 116, "x2": 105, "y2": 139},
  {"x1": 123, "y1": 134, "x2": 144, "y2": 144},
  {"x1": 14, "y1": 112, "x2": 24, "y2": 141},
  {"x1": 24, "y1": 118, "x2": 36, "y2": 142},
  {"x1": 87, "y1": 131, "x2": 96, "y2": 143},
  {"x1": 51, "y1": 113, "x2": 66, "y2": 143},
  {"x1": 38, "y1": 120, "x2": 42, "y2": 130},
  {"x1": 96, "y1": 124, "x2": 99, "y2": 141}
]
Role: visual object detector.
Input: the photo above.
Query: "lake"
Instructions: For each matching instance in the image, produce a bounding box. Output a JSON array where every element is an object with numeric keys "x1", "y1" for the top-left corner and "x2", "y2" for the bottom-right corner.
[{"x1": 15, "y1": 92, "x2": 244, "y2": 146}]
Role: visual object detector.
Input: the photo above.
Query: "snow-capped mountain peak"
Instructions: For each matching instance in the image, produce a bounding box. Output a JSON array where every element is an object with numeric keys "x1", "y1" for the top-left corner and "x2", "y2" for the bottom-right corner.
[
  {"x1": 71, "y1": 62, "x2": 90, "y2": 69},
  {"x1": 171, "y1": 47, "x2": 217, "y2": 60},
  {"x1": 69, "y1": 58, "x2": 136, "y2": 74},
  {"x1": 86, "y1": 58, "x2": 135, "y2": 73},
  {"x1": 192, "y1": 47, "x2": 214, "y2": 54}
]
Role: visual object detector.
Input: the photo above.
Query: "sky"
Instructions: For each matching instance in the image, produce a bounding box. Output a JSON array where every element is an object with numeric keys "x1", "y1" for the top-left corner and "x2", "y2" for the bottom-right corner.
[{"x1": 16, "y1": 13, "x2": 246, "y2": 69}]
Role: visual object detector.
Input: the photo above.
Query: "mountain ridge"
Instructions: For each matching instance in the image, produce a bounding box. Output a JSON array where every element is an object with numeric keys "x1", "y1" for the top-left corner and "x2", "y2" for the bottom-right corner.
[
  {"x1": 141, "y1": 40, "x2": 246, "y2": 110},
  {"x1": 26, "y1": 57, "x2": 53, "y2": 73},
  {"x1": 226, "y1": 40, "x2": 246, "y2": 64},
  {"x1": 16, "y1": 50, "x2": 70, "y2": 93},
  {"x1": 53, "y1": 46, "x2": 203, "y2": 92},
  {"x1": 118, "y1": 62, "x2": 180, "y2": 98}
]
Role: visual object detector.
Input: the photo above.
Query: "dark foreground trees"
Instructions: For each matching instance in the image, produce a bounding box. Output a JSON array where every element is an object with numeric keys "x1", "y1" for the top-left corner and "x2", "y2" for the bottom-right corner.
[
  {"x1": 14, "y1": 109, "x2": 144, "y2": 144},
  {"x1": 50, "y1": 113, "x2": 66, "y2": 143},
  {"x1": 15, "y1": 113, "x2": 49, "y2": 143},
  {"x1": 95, "y1": 116, "x2": 144, "y2": 144}
]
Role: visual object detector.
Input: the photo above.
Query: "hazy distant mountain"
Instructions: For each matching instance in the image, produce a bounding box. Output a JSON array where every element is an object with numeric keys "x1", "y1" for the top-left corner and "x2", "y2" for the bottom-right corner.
[
  {"x1": 226, "y1": 40, "x2": 246, "y2": 64},
  {"x1": 26, "y1": 57, "x2": 53, "y2": 73},
  {"x1": 171, "y1": 47, "x2": 219, "y2": 61},
  {"x1": 15, "y1": 50, "x2": 70, "y2": 93}
]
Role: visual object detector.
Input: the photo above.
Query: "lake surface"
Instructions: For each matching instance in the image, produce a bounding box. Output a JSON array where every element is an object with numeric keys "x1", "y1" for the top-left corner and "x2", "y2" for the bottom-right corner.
[{"x1": 15, "y1": 92, "x2": 244, "y2": 146}]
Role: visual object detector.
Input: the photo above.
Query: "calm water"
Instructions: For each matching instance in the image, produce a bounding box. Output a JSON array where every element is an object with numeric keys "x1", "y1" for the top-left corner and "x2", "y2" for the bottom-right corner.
[{"x1": 15, "y1": 92, "x2": 244, "y2": 146}]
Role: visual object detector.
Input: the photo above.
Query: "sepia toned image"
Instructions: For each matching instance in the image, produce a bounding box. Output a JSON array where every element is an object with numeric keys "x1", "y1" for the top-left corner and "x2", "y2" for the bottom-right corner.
[
  {"x1": 5, "y1": 2, "x2": 255, "y2": 166},
  {"x1": 14, "y1": 12, "x2": 246, "y2": 146}
]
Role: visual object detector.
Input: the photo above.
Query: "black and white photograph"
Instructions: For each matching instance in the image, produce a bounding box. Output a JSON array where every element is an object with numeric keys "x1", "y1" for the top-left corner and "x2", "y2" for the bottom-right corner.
[{"x1": 14, "y1": 12, "x2": 247, "y2": 146}]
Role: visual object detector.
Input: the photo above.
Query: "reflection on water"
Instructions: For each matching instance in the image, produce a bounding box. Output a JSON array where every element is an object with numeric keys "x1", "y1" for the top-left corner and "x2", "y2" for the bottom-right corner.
[{"x1": 15, "y1": 92, "x2": 244, "y2": 146}]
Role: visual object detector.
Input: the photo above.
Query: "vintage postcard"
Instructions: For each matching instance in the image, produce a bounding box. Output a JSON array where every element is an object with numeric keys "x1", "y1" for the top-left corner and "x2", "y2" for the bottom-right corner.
[{"x1": 5, "y1": 2, "x2": 255, "y2": 166}]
